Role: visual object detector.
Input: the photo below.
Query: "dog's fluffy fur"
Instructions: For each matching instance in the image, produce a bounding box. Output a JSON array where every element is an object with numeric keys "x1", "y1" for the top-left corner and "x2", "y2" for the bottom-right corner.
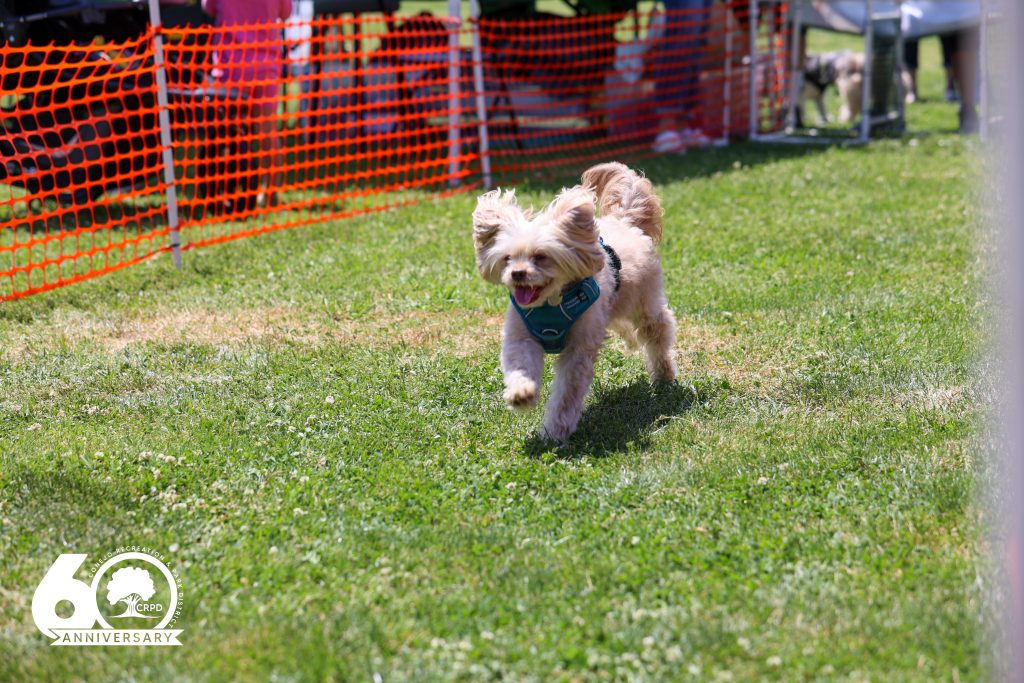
[
  {"x1": 801, "y1": 50, "x2": 865, "y2": 125},
  {"x1": 472, "y1": 162, "x2": 677, "y2": 441}
]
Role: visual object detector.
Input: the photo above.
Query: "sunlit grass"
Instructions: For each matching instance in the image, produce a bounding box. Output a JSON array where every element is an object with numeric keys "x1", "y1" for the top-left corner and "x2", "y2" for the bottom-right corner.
[{"x1": 0, "y1": 26, "x2": 987, "y2": 682}]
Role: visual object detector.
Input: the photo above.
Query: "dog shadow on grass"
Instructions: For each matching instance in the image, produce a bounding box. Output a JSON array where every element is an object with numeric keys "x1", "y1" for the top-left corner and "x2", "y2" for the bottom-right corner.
[{"x1": 522, "y1": 378, "x2": 721, "y2": 459}]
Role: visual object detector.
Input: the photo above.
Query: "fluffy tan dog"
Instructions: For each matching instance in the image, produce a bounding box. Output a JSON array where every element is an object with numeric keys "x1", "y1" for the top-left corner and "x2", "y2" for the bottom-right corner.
[{"x1": 472, "y1": 162, "x2": 677, "y2": 441}]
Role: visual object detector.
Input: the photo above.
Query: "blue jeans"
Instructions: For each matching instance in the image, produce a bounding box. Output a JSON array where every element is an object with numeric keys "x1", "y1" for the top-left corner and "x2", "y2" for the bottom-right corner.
[{"x1": 655, "y1": 0, "x2": 713, "y2": 120}]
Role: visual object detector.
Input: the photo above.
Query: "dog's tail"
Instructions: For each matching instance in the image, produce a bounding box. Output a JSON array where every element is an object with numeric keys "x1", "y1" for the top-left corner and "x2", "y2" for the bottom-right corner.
[{"x1": 581, "y1": 162, "x2": 663, "y2": 244}]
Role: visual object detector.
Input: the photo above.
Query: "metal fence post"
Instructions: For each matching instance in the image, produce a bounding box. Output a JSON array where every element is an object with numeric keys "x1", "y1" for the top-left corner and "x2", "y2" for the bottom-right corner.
[
  {"x1": 469, "y1": 0, "x2": 493, "y2": 189},
  {"x1": 719, "y1": 4, "x2": 732, "y2": 146},
  {"x1": 860, "y1": 0, "x2": 873, "y2": 143},
  {"x1": 147, "y1": 0, "x2": 182, "y2": 269},
  {"x1": 748, "y1": 0, "x2": 758, "y2": 139},
  {"x1": 447, "y1": 0, "x2": 462, "y2": 187},
  {"x1": 786, "y1": 0, "x2": 802, "y2": 130}
]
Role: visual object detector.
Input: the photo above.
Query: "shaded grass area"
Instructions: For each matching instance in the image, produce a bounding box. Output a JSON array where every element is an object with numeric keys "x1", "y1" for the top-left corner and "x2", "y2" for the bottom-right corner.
[{"x1": 0, "y1": 34, "x2": 989, "y2": 682}]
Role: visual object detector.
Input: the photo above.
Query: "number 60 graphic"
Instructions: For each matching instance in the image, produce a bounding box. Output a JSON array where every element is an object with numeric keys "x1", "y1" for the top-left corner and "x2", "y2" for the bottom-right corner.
[{"x1": 31, "y1": 555, "x2": 101, "y2": 638}]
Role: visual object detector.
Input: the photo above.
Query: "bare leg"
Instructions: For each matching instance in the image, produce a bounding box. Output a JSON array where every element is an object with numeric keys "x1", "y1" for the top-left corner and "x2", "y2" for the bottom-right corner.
[
  {"x1": 904, "y1": 68, "x2": 917, "y2": 104},
  {"x1": 257, "y1": 116, "x2": 282, "y2": 206},
  {"x1": 954, "y1": 53, "x2": 978, "y2": 112},
  {"x1": 951, "y1": 28, "x2": 979, "y2": 133},
  {"x1": 269, "y1": 128, "x2": 283, "y2": 198}
]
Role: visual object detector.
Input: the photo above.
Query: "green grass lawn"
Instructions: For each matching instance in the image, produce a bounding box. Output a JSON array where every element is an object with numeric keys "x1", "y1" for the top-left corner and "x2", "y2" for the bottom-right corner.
[{"x1": 0, "y1": 29, "x2": 988, "y2": 682}]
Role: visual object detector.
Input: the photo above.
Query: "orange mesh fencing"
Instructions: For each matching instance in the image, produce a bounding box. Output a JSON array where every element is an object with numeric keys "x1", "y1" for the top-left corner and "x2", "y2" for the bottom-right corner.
[
  {"x1": 1, "y1": 5, "x2": 788, "y2": 302},
  {"x1": 476, "y1": 1, "x2": 788, "y2": 180},
  {"x1": 0, "y1": 29, "x2": 170, "y2": 300},
  {"x1": 166, "y1": 13, "x2": 480, "y2": 250}
]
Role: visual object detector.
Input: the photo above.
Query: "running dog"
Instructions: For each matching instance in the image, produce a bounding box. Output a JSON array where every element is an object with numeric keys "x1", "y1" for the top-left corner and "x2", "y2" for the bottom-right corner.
[{"x1": 472, "y1": 162, "x2": 677, "y2": 441}]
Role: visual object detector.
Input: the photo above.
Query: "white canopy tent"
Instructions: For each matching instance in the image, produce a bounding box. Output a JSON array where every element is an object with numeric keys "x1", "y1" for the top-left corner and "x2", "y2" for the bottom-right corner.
[
  {"x1": 798, "y1": 1, "x2": 982, "y2": 38},
  {"x1": 757, "y1": 0, "x2": 991, "y2": 144}
]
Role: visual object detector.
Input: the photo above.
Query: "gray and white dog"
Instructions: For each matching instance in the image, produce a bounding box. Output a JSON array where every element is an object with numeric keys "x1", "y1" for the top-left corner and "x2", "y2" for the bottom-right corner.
[{"x1": 800, "y1": 50, "x2": 865, "y2": 126}]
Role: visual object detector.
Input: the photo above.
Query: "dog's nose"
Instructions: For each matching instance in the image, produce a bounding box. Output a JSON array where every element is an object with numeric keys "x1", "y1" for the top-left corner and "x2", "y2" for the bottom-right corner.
[{"x1": 511, "y1": 269, "x2": 528, "y2": 281}]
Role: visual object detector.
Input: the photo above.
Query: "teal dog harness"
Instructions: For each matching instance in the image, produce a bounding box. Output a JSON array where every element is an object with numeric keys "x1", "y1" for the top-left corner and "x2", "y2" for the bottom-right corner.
[{"x1": 510, "y1": 238, "x2": 621, "y2": 354}]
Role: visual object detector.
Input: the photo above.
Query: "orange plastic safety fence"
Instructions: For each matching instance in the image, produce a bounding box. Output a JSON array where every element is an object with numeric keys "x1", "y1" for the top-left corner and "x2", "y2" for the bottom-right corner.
[
  {"x1": 165, "y1": 14, "x2": 480, "y2": 251},
  {"x1": 477, "y1": 1, "x2": 788, "y2": 180},
  {"x1": 0, "y1": 29, "x2": 170, "y2": 300},
  {"x1": 1, "y1": 5, "x2": 788, "y2": 302}
]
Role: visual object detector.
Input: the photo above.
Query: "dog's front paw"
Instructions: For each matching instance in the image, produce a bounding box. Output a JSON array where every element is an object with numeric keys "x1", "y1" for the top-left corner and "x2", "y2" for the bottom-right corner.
[
  {"x1": 539, "y1": 422, "x2": 572, "y2": 443},
  {"x1": 503, "y1": 376, "x2": 539, "y2": 411}
]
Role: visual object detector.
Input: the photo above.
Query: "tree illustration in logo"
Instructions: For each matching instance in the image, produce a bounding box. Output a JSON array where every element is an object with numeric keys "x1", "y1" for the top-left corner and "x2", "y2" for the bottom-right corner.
[{"x1": 106, "y1": 566, "x2": 157, "y2": 618}]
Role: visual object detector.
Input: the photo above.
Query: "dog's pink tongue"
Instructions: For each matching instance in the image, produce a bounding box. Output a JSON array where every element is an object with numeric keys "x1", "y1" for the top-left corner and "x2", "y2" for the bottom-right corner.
[{"x1": 514, "y1": 286, "x2": 540, "y2": 306}]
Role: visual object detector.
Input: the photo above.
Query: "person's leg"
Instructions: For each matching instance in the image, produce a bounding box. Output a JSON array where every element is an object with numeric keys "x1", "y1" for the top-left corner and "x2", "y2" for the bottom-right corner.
[
  {"x1": 653, "y1": 0, "x2": 684, "y2": 148},
  {"x1": 903, "y1": 38, "x2": 919, "y2": 103},
  {"x1": 677, "y1": 0, "x2": 712, "y2": 136},
  {"x1": 940, "y1": 32, "x2": 958, "y2": 102},
  {"x1": 949, "y1": 27, "x2": 979, "y2": 133},
  {"x1": 253, "y1": 82, "x2": 283, "y2": 206},
  {"x1": 259, "y1": 117, "x2": 283, "y2": 205},
  {"x1": 653, "y1": 0, "x2": 711, "y2": 148},
  {"x1": 654, "y1": 0, "x2": 686, "y2": 122}
]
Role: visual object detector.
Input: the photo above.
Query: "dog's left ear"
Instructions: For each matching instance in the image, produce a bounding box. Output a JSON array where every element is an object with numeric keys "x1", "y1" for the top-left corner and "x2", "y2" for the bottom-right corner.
[
  {"x1": 473, "y1": 189, "x2": 519, "y2": 249},
  {"x1": 547, "y1": 186, "x2": 597, "y2": 244}
]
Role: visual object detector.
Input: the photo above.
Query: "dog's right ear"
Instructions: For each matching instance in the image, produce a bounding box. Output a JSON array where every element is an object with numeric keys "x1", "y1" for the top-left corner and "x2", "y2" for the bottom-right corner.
[
  {"x1": 473, "y1": 189, "x2": 519, "y2": 249},
  {"x1": 547, "y1": 185, "x2": 598, "y2": 245}
]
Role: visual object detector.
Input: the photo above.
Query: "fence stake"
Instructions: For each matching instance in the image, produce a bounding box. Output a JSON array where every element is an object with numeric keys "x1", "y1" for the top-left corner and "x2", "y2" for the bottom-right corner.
[
  {"x1": 147, "y1": 0, "x2": 181, "y2": 269},
  {"x1": 447, "y1": 0, "x2": 462, "y2": 187},
  {"x1": 786, "y1": 0, "x2": 801, "y2": 130},
  {"x1": 719, "y1": 4, "x2": 732, "y2": 146},
  {"x1": 860, "y1": 0, "x2": 873, "y2": 143},
  {"x1": 894, "y1": 4, "x2": 906, "y2": 130},
  {"x1": 469, "y1": 0, "x2": 492, "y2": 189},
  {"x1": 748, "y1": 0, "x2": 758, "y2": 139}
]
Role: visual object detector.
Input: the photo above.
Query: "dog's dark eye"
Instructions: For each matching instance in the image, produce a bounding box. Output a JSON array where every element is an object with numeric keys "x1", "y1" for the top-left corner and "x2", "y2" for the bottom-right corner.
[
  {"x1": 533, "y1": 254, "x2": 547, "y2": 264},
  {"x1": 504, "y1": 255, "x2": 511, "y2": 263}
]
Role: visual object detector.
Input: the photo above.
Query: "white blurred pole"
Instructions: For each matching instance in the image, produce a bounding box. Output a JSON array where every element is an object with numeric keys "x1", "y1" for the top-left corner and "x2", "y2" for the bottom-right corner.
[
  {"x1": 1005, "y1": 2, "x2": 1024, "y2": 679},
  {"x1": 147, "y1": 0, "x2": 181, "y2": 268},
  {"x1": 469, "y1": 0, "x2": 492, "y2": 189},
  {"x1": 447, "y1": 0, "x2": 462, "y2": 187}
]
